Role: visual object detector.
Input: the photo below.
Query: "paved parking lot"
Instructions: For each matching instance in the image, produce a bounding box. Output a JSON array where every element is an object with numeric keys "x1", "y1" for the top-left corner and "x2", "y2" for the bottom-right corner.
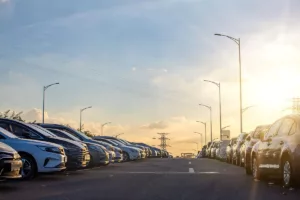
[{"x1": 0, "y1": 158, "x2": 299, "y2": 200}]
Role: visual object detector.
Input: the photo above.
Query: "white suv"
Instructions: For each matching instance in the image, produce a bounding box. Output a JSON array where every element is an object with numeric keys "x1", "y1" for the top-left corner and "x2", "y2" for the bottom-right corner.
[{"x1": 0, "y1": 127, "x2": 67, "y2": 179}]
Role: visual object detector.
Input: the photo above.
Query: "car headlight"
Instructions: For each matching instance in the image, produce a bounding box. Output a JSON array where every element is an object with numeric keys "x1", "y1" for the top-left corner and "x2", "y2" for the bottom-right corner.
[
  {"x1": 37, "y1": 146, "x2": 64, "y2": 155},
  {"x1": 0, "y1": 152, "x2": 14, "y2": 160}
]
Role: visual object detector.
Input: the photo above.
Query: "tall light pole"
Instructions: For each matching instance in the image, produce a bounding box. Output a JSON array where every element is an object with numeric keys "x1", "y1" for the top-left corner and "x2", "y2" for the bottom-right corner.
[
  {"x1": 192, "y1": 142, "x2": 198, "y2": 152},
  {"x1": 242, "y1": 105, "x2": 255, "y2": 113},
  {"x1": 204, "y1": 79, "x2": 222, "y2": 140},
  {"x1": 42, "y1": 82, "x2": 59, "y2": 123},
  {"x1": 199, "y1": 104, "x2": 212, "y2": 142},
  {"x1": 79, "y1": 106, "x2": 92, "y2": 132},
  {"x1": 115, "y1": 133, "x2": 124, "y2": 138},
  {"x1": 196, "y1": 121, "x2": 206, "y2": 144},
  {"x1": 215, "y1": 33, "x2": 242, "y2": 133},
  {"x1": 194, "y1": 132, "x2": 203, "y2": 149},
  {"x1": 101, "y1": 122, "x2": 111, "y2": 136},
  {"x1": 222, "y1": 125, "x2": 230, "y2": 130}
]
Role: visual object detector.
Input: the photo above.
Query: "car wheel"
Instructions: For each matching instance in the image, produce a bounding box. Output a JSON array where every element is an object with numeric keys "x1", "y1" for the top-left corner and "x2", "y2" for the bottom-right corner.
[
  {"x1": 282, "y1": 157, "x2": 293, "y2": 188},
  {"x1": 20, "y1": 154, "x2": 37, "y2": 180},
  {"x1": 123, "y1": 152, "x2": 130, "y2": 162},
  {"x1": 252, "y1": 157, "x2": 261, "y2": 180}
]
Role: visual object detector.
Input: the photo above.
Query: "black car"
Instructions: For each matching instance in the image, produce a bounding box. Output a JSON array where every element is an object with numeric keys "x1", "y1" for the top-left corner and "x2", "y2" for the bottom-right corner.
[
  {"x1": 0, "y1": 119, "x2": 90, "y2": 169},
  {"x1": 201, "y1": 145, "x2": 207, "y2": 158},
  {"x1": 0, "y1": 142, "x2": 22, "y2": 179},
  {"x1": 226, "y1": 137, "x2": 237, "y2": 163},
  {"x1": 251, "y1": 115, "x2": 300, "y2": 187},
  {"x1": 232, "y1": 133, "x2": 249, "y2": 166},
  {"x1": 205, "y1": 142, "x2": 212, "y2": 158},
  {"x1": 240, "y1": 125, "x2": 270, "y2": 174}
]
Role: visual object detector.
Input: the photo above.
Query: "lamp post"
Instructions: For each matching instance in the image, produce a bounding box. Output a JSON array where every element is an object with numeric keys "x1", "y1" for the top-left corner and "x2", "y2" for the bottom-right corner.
[
  {"x1": 101, "y1": 122, "x2": 111, "y2": 136},
  {"x1": 194, "y1": 132, "x2": 203, "y2": 149},
  {"x1": 199, "y1": 104, "x2": 212, "y2": 142},
  {"x1": 196, "y1": 121, "x2": 206, "y2": 144},
  {"x1": 79, "y1": 106, "x2": 92, "y2": 131},
  {"x1": 242, "y1": 105, "x2": 255, "y2": 113},
  {"x1": 192, "y1": 142, "x2": 199, "y2": 152},
  {"x1": 222, "y1": 125, "x2": 230, "y2": 130},
  {"x1": 204, "y1": 79, "x2": 222, "y2": 140},
  {"x1": 215, "y1": 33, "x2": 242, "y2": 133},
  {"x1": 42, "y1": 82, "x2": 59, "y2": 123},
  {"x1": 115, "y1": 133, "x2": 124, "y2": 138}
]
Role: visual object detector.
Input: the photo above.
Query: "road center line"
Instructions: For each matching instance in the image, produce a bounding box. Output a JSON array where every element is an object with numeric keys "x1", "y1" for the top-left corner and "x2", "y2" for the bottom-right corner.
[
  {"x1": 189, "y1": 161, "x2": 191, "y2": 164},
  {"x1": 189, "y1": 168, "x2": 195, "y2": 173}
]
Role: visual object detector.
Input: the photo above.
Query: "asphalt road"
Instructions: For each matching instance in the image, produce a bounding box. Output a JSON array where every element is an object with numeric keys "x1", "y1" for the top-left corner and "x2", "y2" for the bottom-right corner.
[{"x1": 0, "y1": 158, "x2": 299, "y2": 200}]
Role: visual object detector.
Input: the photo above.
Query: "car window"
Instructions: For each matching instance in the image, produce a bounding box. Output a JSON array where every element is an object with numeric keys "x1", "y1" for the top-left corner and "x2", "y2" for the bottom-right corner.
[
  {"x1": 288, "y1": 123, "x2": 296, "y2": 136},
  {"x1": 276, "y1": 119, "x2": 294, "y2": 137},
  {"x1": 0, "y1": 122, "x2": 10, "y2": 131},
  {"x1": 49, "y1": 129, "x2": 71, "y2": 139},
  {"x1": 11, "y1": 124, "x2": 43, "y2": 139},
  {"x1": 61, "y1": 129, "x2": 83, "y2": 140},
  {"x1": 264, "y1": 120, "x2": 282, "y2": 139}
]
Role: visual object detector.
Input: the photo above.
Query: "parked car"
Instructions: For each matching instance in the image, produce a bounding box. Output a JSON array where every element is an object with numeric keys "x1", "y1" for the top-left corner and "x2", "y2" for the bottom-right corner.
[
  {"x1": 232, "y1": 133, "x2": 249, "y2": 166},
  {"x1": 93, "y1": 137, "x2": 141, "y2": 161},
  {"x1": 112, "y1": 138, "x2": 147, "y2": 158},
  {"x1": 251, "y1": 115, "x2": 300, "y2": 187},
  {"x1": 134, "y1": 142, "x2": 157, "y2": 157},
  {"x1": 45, "y1": 128, "x2": 115, "y2": 165},
  {"x1": 37, "y1": 124, "x2": 112, "y2": 166},
  {"x1": 210, "y1": 141, "x2": 220, "y2": 159},
  {"x1": 201, "y1": 145, "x2": 207, "y2": 158},
  {"x1": 205, "y1": 142, "x2": 213, "y2": 158},
  {"x1": 240, "y1": 125, "x2": 270, "y2": 174},
  {"x1": 0, "y1": 141, "x2": 22, "y2": 180},
  {"x1": 226, "y1": 137, "x2": 237, "y2": 163},
  {"x1": 216, "y1": 140, "x2": 230, "y2": 161},
  {"x1": 0, "y1": 119, "x2": 90, "y2": 170},
  {"x1": 0, "y1": 127, "x2": 67, "y2": 179}
]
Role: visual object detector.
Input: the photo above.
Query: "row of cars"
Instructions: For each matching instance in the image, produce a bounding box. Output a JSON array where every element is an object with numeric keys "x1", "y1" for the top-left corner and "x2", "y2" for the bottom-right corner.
[
  {"x1": 200, "y1": 114, "x2": 300, "y2": 187},
  {"x1": 0, "y1": 118, "x2": 169, "y2": 180}
]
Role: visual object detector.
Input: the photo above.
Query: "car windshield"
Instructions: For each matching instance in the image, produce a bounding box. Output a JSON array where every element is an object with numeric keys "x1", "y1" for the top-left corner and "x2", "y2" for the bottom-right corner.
[
  {"x1": 27, "y1": 124, "x2": 57, "y2": 138},
  {"x1": 51, "y1": 129, "x2": 81, "y2": 142},
  {"x1": 0, "y1": 127, "x2": 18, "y2": 139},
  {"x1": 109, "y1": 139, "x2": 125, "y2": 147}
]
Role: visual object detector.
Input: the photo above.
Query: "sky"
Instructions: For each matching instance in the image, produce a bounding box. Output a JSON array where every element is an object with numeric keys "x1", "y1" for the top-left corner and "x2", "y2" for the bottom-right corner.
[{"x1": 1, "y1": 0, "x2": 300, "y2": 156}]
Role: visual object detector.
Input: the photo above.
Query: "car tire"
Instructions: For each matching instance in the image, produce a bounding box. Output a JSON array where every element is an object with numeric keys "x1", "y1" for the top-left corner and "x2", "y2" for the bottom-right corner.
[
  {"x1": 20, "y1": 153, "x2": 37, "y2": 180},
  {"x1": 252, "y1": 157, "x2": 261, "y2": 180},
  {"x1": 123, "y1": 152, "x2": 130, "y2": 162},
  {"x1": 281, "y1": 157, "x2": 293, "y2": 188}
]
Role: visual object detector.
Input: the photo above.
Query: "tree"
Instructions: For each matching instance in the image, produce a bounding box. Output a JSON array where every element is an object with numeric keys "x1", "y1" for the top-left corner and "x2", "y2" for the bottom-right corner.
[
  {"x1": 76, "y1": 124, "x2": 94, "y2": 137},
  {"x1": 0, "y1": 110, "x2": 28, "y2": 122}
]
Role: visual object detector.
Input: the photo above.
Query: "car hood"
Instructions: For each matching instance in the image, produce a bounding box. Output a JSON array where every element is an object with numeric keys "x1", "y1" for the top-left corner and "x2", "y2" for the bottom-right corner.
[
  {"x1": 0, "y1": 141, "x2": 17, "y2": 153},
  {"x1": 6, "y1": 138, "x2": 63, "y2": 148},
  {"x1": 83, "y1": 139, "x2": 107, "y2": 150}
]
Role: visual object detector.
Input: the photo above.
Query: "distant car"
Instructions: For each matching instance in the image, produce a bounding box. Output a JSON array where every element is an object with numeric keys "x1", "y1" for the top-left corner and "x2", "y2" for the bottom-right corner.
[
  {"x1": 251, "y1": 115, "x2": 300, "y2": 187},
  {"x1": 116, "y1": 139, "x2": 147, "y2": 158},
  {"x1": 210, "y1": 141, "x2": 220, "y2": 159},
  {"x1": 226, "y1": 137, "x2": 237, "y2": 163},
  {"x1": 201, "y1": 145, "x2": 207, "y2": 158},
  {"x1": 240, "y1": 125, "x2": 270, "y2": 174},
  {"x1": 216, "y1": 140, "x2": 230, "y2": 161},
  {"x1": 46, "y1": 128, "x2": 115, "y2": 165},
  {"x1": 232, "y1": 133, "x2": 249, "y2": 166},
  {"x1": 134, "y1": 142, "x2": 157, "y2": 157},
  {"x1": 0, "y1": 127, "x2": 67, "y2": 179},
  {"x1": 37, "y1": 124, "x2": 111, "y2": 166},
  {"x1": 0, "y1": 141, "x2": 22, "y2": 180},
  {"x1": 93, "y1": 137, "x2": 141, "y2": 161}
]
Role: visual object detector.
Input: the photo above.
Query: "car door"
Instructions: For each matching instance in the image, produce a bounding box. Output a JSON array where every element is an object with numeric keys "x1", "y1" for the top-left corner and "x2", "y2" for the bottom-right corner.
[
  {"x1": 259, "y1": 120, "x2": 282, "y2": 170},
  {"x1": 270, "y1": 118, "x2": 294, "y2": 170}
]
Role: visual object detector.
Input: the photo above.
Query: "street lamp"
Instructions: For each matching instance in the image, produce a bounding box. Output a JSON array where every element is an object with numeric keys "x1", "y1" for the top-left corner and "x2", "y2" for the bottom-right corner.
[
  {"x1": 199, "y1": 104, "x2": 212, "y2": 142},
  {"x1": 222, "y1": 125, "x2": 230, "y2": 130},
  {"x1": 42, "y1": 82, "x2": 59, "y2": 123},
  {"x1": 115, "y1": 133, "x2": 124, "y2": 138},
  {"x1": 196, "y1": 121, "x2": 207, "y2": 144},
  {"x1": 194, "y1": 132, "x2": 203, "y2": 148},
  {"x1": 213, "y1": 138, "x2": 219, "y2": 141},
  {"x1": 191, "y1": 142, "x2": 198, "y2": 152},
  {"x1": 215, "y1": 33, "x2": 242, "y2": 133},
  {"x1": 101, "y1": 122, "x2": 111, "y2": 136},
  {"x1": 204, "y1": 79, "x2": 222, "y2": 141},
  {"x1": 242, "y1": 105, "x2": 255, "y2": 113},
  {"x1": 79, "y1": 106, "x2": 92, "y2": 131}
]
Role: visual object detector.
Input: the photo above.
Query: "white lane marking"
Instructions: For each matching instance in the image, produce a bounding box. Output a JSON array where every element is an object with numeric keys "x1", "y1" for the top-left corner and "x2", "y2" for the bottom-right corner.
[
  {"x1": 189, "y1": 161, "x2": 191, "y2": 164},
  {"x1": 189, "y1": 168, "x2": 195, "y2": 173},
  {"x1": 94, "y1": 171, "x2": 219, "y2": 174}
]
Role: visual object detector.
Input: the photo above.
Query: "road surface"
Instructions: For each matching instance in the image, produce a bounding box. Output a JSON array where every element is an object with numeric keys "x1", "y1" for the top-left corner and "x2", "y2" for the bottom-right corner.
[{"x1": 0, "y1": 158, "x2": 299, "y2": 200}]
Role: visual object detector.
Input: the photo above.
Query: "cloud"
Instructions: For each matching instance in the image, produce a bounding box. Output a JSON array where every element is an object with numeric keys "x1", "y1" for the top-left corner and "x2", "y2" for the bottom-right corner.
[
  {"x1": 141, "y1": 121, "x2": 168, "y2": 129},
  {"x1": 0, "y1": 0, "x2": 9, "y2": 3},
  {"x1": 131, "y1": 67, "x2": 136, "y2": 71}
]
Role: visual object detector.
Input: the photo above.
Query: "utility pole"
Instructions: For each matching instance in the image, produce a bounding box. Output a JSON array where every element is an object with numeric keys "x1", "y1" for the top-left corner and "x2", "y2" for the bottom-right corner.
[{"x1": 157, "y1": 133, "x2": 170, "y2": 151}]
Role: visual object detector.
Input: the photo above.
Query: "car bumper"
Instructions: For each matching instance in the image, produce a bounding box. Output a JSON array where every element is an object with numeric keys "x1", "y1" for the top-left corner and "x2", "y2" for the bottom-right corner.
[
  {"x1": 0, "y1": 159, "x2": 22, "y2": 179},
  {"x1": 37, "y1": 153, "x2": 67, "y2": 173},
  {"x1": 66, "y1": 152, "x2": 90, "y2": 169}
]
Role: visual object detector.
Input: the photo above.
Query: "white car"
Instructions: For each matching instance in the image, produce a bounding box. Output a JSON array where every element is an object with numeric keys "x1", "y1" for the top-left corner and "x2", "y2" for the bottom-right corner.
[{"x1": 0, "y1": 127, "x2": 67, "y2": 179}]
